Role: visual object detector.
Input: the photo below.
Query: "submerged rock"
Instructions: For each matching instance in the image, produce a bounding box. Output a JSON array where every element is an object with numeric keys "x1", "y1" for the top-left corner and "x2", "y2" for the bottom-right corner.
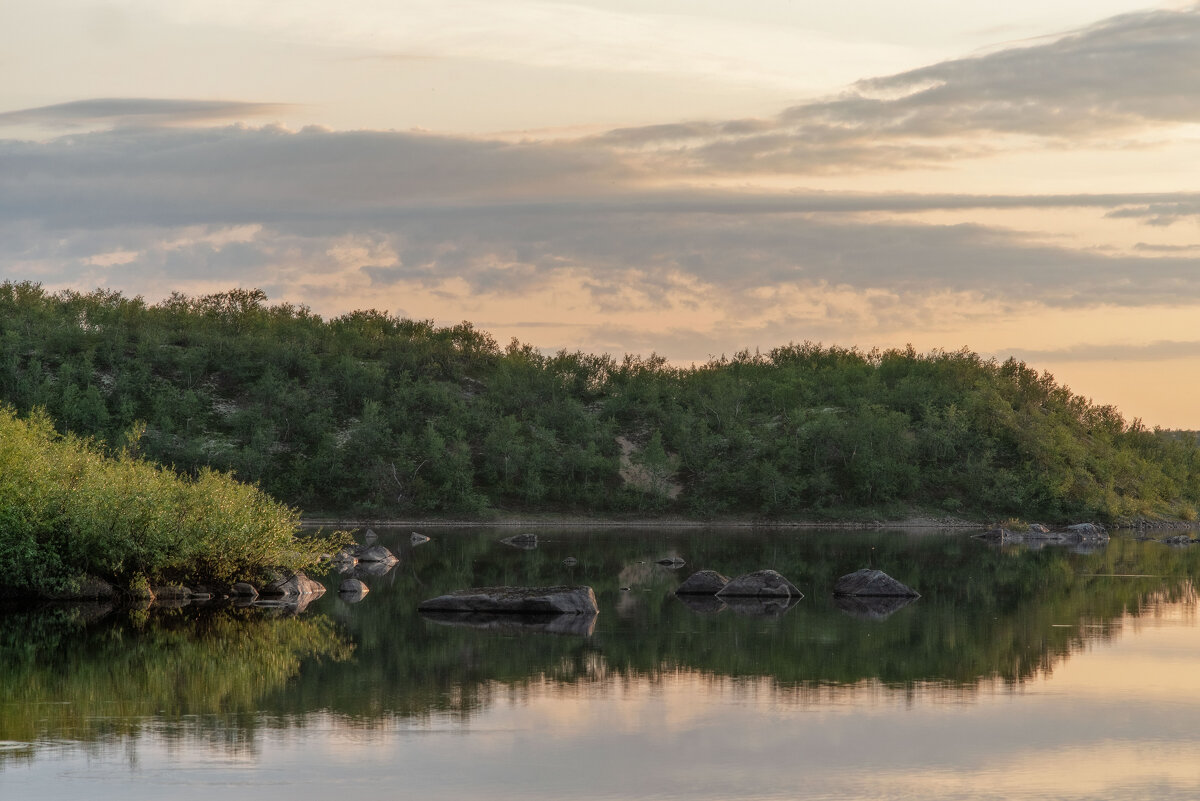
[
  {"x1": 420, "y1": 610, "x2": 597, "y2": 637},
  {"x1": 674, "y1": 569, "x2": 730, "y2": 595},
  {"x1": 717, "y1": 569, "x2": 803, "y2": 599},
  {"x1": 418, "y1": 585, "x2": 598, "y2": 615},
  {"x1": 833, "y1": 569, "x2": 919, "y2": 598},
  {"x1": 501, "y1": 533, "x2": 539, "y2": 550},
  {"x1": 562, "y1": 556, "x2": 579, "y2": 567},
  {"x1": 656, "y1": 556, "x2": 686, "y2": 569}
]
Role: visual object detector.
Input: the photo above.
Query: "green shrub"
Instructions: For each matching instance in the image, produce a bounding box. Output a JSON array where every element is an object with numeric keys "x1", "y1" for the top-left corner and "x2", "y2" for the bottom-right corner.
[{"x1": 0, "y1": 405, "x2": 343, "y2": 592}]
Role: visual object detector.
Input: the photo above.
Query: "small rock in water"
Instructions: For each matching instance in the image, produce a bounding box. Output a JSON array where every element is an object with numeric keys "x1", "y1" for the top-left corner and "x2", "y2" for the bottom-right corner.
[
  {"x1": 656, "y1": 556, "x2": 686, "y2": 569},
  {"x1": 363, "y1": 528, "x2": 378, "y2": 543},
  {"x1": 411, "y1": 532, "x2": 431, "y2": 545},
  {"x1": 675, "y1": 569, "x2": 730, "y2": 595},
  {"x1": 833, "y1": 569, "x2": 919, "y2": 598},
  {"x1": 231, "y1": 582, "x2": 259, "y2": 599},
  {"x1": 562, "y1": 557, "x2": 579, "y2": 566},
  {"x1": 339, "y1": 578, "x2": 370, "y2": 600},
  {"x1": 501, "y1": 533, "x2": 538, "y2": 550},
  {"x1": 717, "y1": 570, "x2": 803, "y2": 599}
]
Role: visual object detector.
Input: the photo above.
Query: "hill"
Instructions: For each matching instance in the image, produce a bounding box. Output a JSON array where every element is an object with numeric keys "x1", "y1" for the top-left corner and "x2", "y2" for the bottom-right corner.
[{"x1": 2, "y1": 282, "x2": 1198, "y2": 523}]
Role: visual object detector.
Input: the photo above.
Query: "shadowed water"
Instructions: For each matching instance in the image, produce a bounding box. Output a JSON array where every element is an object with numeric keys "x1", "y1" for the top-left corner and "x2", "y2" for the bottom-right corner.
[{"x1": 3, "y1": 527, "x2": 1200, "y2": 800}]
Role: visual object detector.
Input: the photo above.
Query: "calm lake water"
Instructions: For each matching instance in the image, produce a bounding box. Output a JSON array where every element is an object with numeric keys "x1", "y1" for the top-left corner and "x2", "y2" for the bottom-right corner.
[{"x1": 4, "y1": 526, "x2": 1200, "y2": 800}]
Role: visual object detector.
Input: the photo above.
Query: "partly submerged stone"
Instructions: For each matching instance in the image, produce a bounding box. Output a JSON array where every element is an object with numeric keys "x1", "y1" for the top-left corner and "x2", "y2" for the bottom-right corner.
[
  {"x1": 411, "y1": 532, "x2": 431, "y2": 545},
  {"x1": 833, "y1": 569, "x2": 919, "y2": 598},
  {"x1": 349, "y1": 544, "x2": 398, "y2": 564},
  {"x1": 674, "y1": 569, "x2": 730, "y2": 595},
  {"x1": 418, "y1": 585, "x2": 598, "y2": 615},
  {"x1": 716, "y1": 569, "x2": 803, "y2": 599},
  {"x1": 656, "y1": 556, "x2": 686, "y2": 569},
  {"x1": 260, "y1": 572, "x2": 326, "y2": 600},
  {"x1": 501, "y1": 533, "x2": 539, "y2": 550},
  {"x1": 339, "y1": 578, "x2": 369, "y2": 601}
]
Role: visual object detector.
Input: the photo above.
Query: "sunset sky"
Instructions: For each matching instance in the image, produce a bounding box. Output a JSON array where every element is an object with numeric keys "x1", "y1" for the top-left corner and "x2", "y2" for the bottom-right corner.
[{"x1": 2, "y1": 1, "x2": 1200, "y2": 425}]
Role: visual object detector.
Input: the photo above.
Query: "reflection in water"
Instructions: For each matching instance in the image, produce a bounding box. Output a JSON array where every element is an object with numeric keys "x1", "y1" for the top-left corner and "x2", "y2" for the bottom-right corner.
[
  {"x1": 834, "y1": 593, "x2": 919, "y2": 619},
  {"x1": 419, "y1": 610, "x2": 599, "y2": 636},
  {"x1": 5, "y1": 528, "x2": 1200, "y2": 800}
]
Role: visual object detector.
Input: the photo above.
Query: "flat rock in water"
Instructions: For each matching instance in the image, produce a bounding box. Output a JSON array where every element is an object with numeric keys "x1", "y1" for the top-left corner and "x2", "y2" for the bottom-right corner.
[
  {"x1": 260, "y1": 572, "x2": 326, "y2": 600},
  {"x1": 501, "y1": 533, "x2": 538, "y2": 550},
  {"x1": 675, "y1": 569, "x2": 730, "y2": 595},
  {"x1": 716, "y1": 569, "x2": 803, "y2": 599},
  {"x1": 418, "y1": 586, "x2": 598, "y2": 615},
  {"x1": 411, "y1": 532, "x2": 431, "y2": 545},
  {"x1": 350, "y1": 544, "x2": 398, "y2": 563},
  {"x1": 833, "y1": 569, "x2": 920, "y2": 598}
]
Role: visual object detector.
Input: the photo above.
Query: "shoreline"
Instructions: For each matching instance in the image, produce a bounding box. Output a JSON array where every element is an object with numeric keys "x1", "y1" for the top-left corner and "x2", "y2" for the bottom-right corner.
[{"x1": 300, "y1": 514, "x2": 987, "y2": 530}]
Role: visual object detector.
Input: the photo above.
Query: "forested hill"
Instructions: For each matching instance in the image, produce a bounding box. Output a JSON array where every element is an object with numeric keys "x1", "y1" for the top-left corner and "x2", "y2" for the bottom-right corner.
[{"x1": 2, "y1": 282, "x2": 1199, "y2": 523}]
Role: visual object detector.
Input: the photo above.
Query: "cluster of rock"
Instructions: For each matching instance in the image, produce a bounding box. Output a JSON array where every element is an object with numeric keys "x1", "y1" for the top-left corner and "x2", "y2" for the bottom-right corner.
[
  {"x1": 975, "y1": 522, "x2": 1109, "y2": 545},
  {"x1": 672, "y1": 566, "x2": 919, "y2": 620}
]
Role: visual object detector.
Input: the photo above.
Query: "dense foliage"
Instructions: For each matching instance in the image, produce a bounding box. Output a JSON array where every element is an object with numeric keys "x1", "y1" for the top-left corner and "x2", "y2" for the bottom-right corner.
[
  {"x1": 0, "y1": 404, "x2": 334, "y2": 593},
  {"x1": 2, "y1": 281, "x2": 1199, "y2": 522}
]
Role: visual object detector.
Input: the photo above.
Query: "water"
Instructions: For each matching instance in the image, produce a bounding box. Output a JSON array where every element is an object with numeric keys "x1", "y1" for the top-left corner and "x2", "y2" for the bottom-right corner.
[{"x1": 3, "y1": 527, "x2": 1200, "y2": 800}]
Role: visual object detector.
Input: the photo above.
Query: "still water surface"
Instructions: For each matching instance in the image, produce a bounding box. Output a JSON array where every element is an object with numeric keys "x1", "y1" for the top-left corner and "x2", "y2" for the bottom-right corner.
[{"x1": 3, "y1": 527, "x2": 1200, "y2": 800}]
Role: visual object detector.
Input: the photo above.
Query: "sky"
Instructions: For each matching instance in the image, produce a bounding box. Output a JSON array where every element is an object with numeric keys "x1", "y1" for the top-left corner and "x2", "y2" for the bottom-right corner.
[{"x1": 2, "y1": 1, "x2": 1200, "y2": 426}]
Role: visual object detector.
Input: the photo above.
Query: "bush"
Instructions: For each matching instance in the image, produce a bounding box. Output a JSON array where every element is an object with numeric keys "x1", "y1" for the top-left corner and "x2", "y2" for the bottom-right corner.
[{"x1": 0, "y1": 405, "x2": 343, "y2": 592}]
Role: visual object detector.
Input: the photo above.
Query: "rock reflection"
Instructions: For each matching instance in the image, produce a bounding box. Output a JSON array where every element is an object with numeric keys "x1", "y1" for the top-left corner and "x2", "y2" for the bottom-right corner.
[
  {"x1": 833, "y1": 594, "x2": 918, "y2": 620},
  {"x1": 419, "y1": 610, "x2": 598, "y2": 636}
]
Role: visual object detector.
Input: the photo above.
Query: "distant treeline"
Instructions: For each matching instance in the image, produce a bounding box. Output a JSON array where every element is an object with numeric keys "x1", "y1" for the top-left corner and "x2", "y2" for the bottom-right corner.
[{"x1": 2, "y1": 282, "x2": 1199, "y2": 522}]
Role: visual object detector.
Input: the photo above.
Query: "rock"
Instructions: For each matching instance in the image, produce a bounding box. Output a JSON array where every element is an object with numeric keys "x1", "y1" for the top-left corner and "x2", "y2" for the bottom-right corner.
[
  {"x1": 674, "y1": 569, "x2": 730, "y2": 595},
  {"x1": 1065, "y1": 522, "x2": 1106, "y2": 537},
  {"x1": 420, "y1": 610, "x2": 597, "y2": 636},
  {"x1": 330, "y1": 547, "x2": 359, "y2": 565},
  {"x1": 411, "y1": 532, "x2": 431, "y2": 545},
  {"x1": 363, "y1": 528, "x2": 378, "y2": 543},
  {"x1": 1161, "y1": 534, "x2": 1195, "y2": 545},
  {"x1": 562, "y1": 557, "x2": 579, "y2": 567},
  {"x1": 350, "y1": 544, "x2": 398, "y2": 564},
  {"x1": 716, "y1": 570, "x2": 803, "y2": 599},
  {"x1": 834, "y1": 594, "x2": 917, "y2": 620},
  {"x1": 656, "y1": 556, "x2": 686, "y2": 569},
  {"x1": 260, "y1": 572, "x2": 326, "y2": 600},
  {"x1": 833, "y1": 569, "x2": 919, "y2": 598},
  {"x1": 1028, "y1": 523, "x2": 1051, "y2": 533},
  {"x1": 339, "y1": 578, "x2": 370, "y2": 599},
  {"x1": 152, "y1": 585, "x2": 192, "y2": 599},
  {"x1": 418, "y1": 586, "x2": 598, "y2": 615},
  {"x1": 501, "y1": 533, "x2": 538, "y2": 550}
]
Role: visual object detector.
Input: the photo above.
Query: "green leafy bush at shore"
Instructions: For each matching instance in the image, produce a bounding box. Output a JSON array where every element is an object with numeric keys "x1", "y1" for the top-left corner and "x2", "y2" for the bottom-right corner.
[
  {"x1": 0, "y1": 405, "x2": 337, "y2": 593},
  {"x1": 2, "y1": 281, "x2": 1200, "y2": 522}
]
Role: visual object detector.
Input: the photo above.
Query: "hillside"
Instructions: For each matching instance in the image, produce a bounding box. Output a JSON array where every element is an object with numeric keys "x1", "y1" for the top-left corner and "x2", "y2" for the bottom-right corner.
[{"x1": 2, "y1": 282, "x2": 1198, "y2": 523}]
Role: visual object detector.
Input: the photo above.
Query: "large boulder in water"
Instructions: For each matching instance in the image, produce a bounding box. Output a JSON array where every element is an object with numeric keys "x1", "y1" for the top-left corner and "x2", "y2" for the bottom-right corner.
[
  {"x1": 675, "y1": 569, "x2": 730, "y2": 595},
  {"x1": 716, "y1": 570, "x2": 803, "y2": 599},
  {"x1": 833, "y1": 569, "x2": 919, "y2": 598},
  {"x1": 418, "y1": 586, "x2": 598, "y2": 615},
  {"x1": 260, "y1": 572, "x2": 326, "y2": 600}
]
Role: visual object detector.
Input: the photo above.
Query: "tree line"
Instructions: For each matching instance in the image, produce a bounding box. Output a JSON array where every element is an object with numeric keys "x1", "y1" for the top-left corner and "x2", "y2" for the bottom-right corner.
[{"x1": 2, "y1": 281, "x2": 1198, "y2": 522}]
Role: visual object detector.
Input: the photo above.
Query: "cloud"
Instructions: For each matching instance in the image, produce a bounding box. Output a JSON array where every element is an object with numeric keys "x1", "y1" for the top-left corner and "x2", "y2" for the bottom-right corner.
[
  {"x1": 597, "y1": 6, "x2": 1200, "y2": 173},
  {"x1": 0, "y1": 98, "x2": 291, "y2": 130},
  {"x1": 1004, "y1": 340, "x2": 1200, "y2": 362}
]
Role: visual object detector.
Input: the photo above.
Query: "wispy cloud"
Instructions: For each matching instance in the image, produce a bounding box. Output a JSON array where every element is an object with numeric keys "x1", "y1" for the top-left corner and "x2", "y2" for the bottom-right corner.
[
  {"x1": 0, "y1": 98, "x2": 291, "y2": 130},
  {"x1": 1005, "y1": 340, "x2": 1200, "y2": 362}
]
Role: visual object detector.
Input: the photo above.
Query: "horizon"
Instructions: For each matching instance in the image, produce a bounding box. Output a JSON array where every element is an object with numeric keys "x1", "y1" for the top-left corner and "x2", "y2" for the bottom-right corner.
[{"x1": 3, "y1": 2, "x2": 1200, "y2": 426}]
